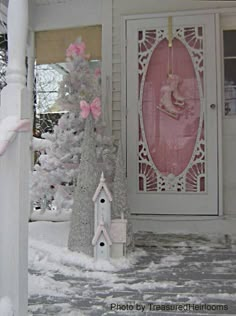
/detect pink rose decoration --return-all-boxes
[66,42,86,58]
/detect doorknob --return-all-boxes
[210,104,216,109]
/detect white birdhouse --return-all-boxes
[92,172,112,231]
[92,222,112,260]
[92,173,127,260]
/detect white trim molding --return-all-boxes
[101,0,113,134]
[132,215,236,234]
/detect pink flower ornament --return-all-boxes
[80,97,101,120]
[66,42,86,58]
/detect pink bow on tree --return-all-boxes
[80,97,101,120]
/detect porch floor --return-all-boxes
[28,233,236,315]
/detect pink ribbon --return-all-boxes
[0,117,31,156]
[80,97,101,120]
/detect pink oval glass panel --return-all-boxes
[141,38,201,177]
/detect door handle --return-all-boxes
[210,104,216,109]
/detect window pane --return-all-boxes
[224,31,236,116]
[34,60,101,136]
[225,85,236,116]
[224,59,236,84]
[0,33,7,92]
[224,60,236,115]
[224,30,236,57]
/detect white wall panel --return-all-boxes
[32,0,103,31]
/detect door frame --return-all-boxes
[121,9,227,217]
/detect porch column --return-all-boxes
[27,30,35,219]
[0,0,30,315]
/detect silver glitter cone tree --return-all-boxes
[112,141,134,251]
[68,114,99,255]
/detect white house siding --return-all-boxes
[112,0,236,216]
[31,0,103,31]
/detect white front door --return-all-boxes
[126,14,218,215]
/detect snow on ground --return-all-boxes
[29,221,144,273]
[141,254,184,273]
[29,223,236,315]
[30,208,72,222]
[29,303,86,316]
[29,221,70,247]
[29,222,190,314]
[0,297,14,316]
[28,221,147,315]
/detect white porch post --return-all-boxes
[27,30,35,219]
[0,0,30,315]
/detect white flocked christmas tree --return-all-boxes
[31,38,116,212]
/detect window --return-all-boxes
[34,26,101,136]
[0,32,7,92]
[224,30,236,116]
[34,59,101,136]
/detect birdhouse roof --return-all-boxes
[92,223,112,246]
[92,172,112,202]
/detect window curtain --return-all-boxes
[35,25,102,65]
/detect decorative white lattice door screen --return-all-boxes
[126,14,218,215]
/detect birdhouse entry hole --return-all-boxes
[100,242,105,247]
[100,198,105,204]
